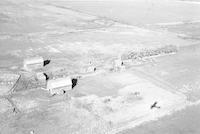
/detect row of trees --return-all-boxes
[126,45,178,60]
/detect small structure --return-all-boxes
[113,58,125,71]
[35,72,47,86]
[82,61,97,73]
[36,72,46,81]
[46,77,72,95]
[23,57,44,71]
[86,66,96,73]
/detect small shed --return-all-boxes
[114,59,122,67]
[36,72,46,81]
[23,57,44,71]
[35,72,46,86]
[86,66,96,73]
[47,77,72,95]
[113,59,125,71]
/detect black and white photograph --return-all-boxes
[0,0,200,133]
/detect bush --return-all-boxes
[126,45,177,60]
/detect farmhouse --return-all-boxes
[23,57,44,71]
[47,77,72,95]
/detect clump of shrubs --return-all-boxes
[125,45,178,60]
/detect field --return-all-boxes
[0,71,189,134]
[119,103,200,134]
[0,0,200,134]
[53,0,200,26]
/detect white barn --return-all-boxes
[23,57,44,71]
[46,77,72,95]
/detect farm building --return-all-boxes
[36,72,46,81]
[86,65,96,73]
[113,59,125,71]
[23,57,44,71]
[46,77,72,95]
[35,72,47,87]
